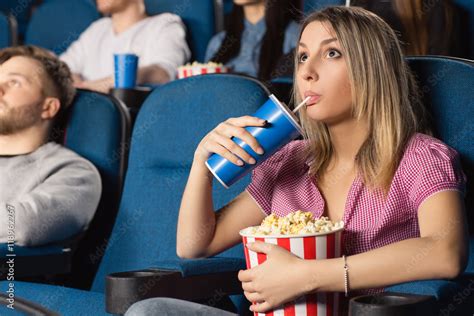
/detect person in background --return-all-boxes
[60,0,190,93]
[205,0,301,81]
[0,46,101,246]
[351,0,467,57]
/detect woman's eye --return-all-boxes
[8,79,20,87]
[298,53,308,63]
[325,49,341,58]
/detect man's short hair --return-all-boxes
[0,45,76,112]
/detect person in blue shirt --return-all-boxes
[205,0,301,81]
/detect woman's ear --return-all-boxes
[41,97,61,120]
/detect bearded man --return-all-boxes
[0,46,101,246]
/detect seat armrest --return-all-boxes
[0,243,72,278]
[349,291,437,314]
[106,268,242,314]
[106,256,246,314]
[0,293,59,315]
[385,277,474,315]
[151,257,246,277]
[385,279,464,300]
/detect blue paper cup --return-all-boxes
[114,53,139,88]
[206,94,303,188]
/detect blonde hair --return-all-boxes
[293,6,428,193]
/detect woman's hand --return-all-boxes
[238,241,313,313]
[194,116,266,165]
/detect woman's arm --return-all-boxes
[307,190,468,292]
[176,116,267,259]
[239,190,468,313]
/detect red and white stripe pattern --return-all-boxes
[242,231,343,316]
[177,66,228,79]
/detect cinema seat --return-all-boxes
[24,0,99,55]
[384,56,474,315]
[0,11,16,48]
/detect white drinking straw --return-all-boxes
[292,96,311,113]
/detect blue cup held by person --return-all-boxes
[206,94,303,188]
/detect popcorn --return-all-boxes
[240,211,344,315]
[177,61,228,79]
[249,210,344,236]
[181,61,224,67]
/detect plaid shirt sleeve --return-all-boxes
[403,138,466,210]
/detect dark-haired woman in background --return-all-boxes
[205,0,301,81]
[351,0,467,58]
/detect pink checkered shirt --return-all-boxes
[246,133,466,295]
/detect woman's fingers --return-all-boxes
[241,281,255,292]
[244,291,264,304]
[196,116,267,164]
[211,132,256,164]
[204,141,245,166]
[251,301,273,313]
[217,121,265,155]
[226,115,266,127]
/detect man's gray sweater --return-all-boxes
[0,142,101,246]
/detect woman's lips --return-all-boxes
[303,92,321,106]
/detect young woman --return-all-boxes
[126,6,468,316]
[205,0,301,81]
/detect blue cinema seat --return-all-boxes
[0,0,32,41]
[452,0,474,59]
[0,90,131,286]
[62,90,132,289]
[145,0,216,62]
[0,11,16,49]
[0,75,269,315]
[24,0,99,55]
[385,56,474,314]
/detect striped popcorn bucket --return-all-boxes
[239,227,344,316]
[177,65,229,79]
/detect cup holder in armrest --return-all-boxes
[349,292,437,315]
[109,270,174,278]
[109,87,151,109]
[105,268,242,315]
